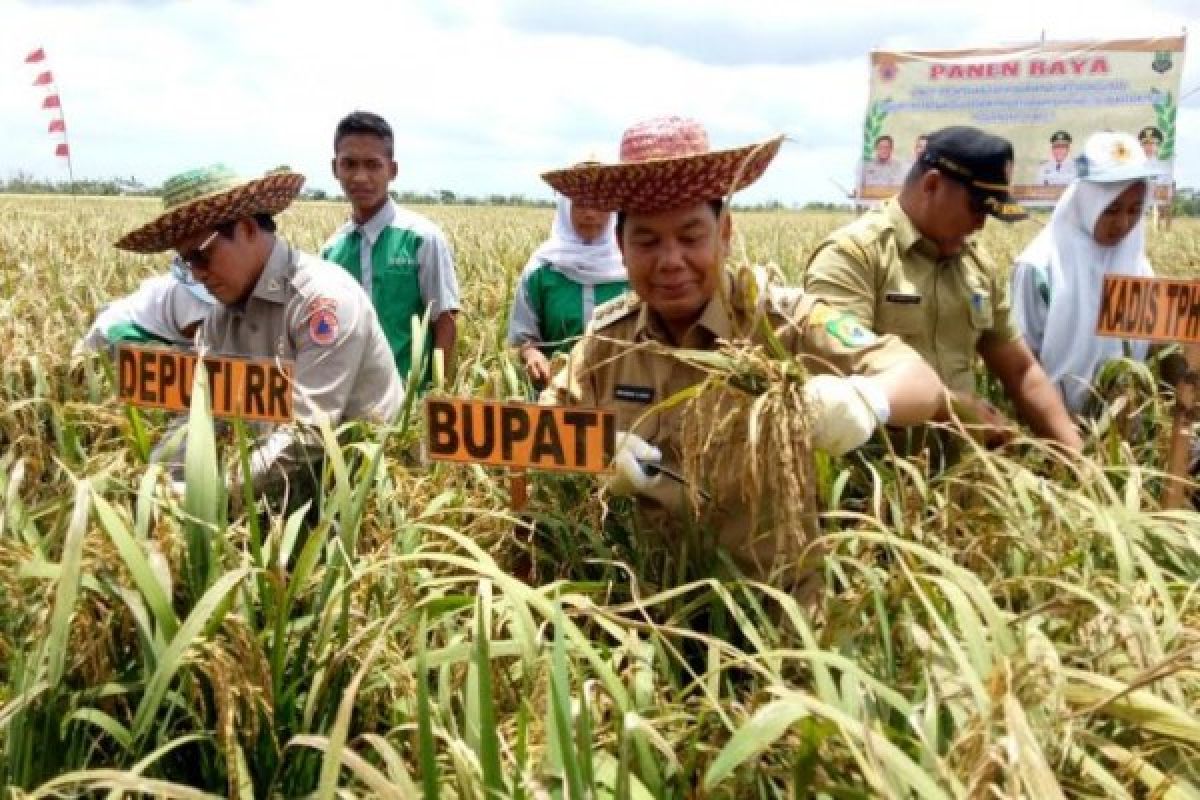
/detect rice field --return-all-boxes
[1,194,1199,798]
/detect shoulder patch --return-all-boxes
[590,290,641,330]
[308,308,339,346]
[823,311,876,348]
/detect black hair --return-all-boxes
[615,197,724,239]
[215,213,277,239]
[875,134,894,146]
[334,111,394,157]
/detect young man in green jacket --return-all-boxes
[322,111,461,386]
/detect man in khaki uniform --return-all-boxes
[805,126,1082,451]
[540,116,946,583]
[116,164,404,497]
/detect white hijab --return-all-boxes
[1017,178,1152,412]
[523,195,626,285]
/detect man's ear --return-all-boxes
[389,160,398,182]
[330,157,338,179]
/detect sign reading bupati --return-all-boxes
[859,36,1185,206]
[426,398,616,474]
[1095,276,1200,344]
[117,345,294,423]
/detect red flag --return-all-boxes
[42,95,61,109]
[48,119,66,133]
[25,48,46,64]
[33,71,54,87]
[55,143,70,158]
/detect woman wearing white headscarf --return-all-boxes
[1012,131,1161,415]
[507,194,629,385]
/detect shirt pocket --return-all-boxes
[966,288,994,331]
[877,293,924,335]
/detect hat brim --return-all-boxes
[979,191,1028,222]
[1081,164,1164,183]
[540,136,783,213]
[115,172,306,253]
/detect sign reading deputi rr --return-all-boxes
[1095,276,1200,344]
[426,398,616,474]
[117,345,294,423]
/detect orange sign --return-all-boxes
[426,398,616,474]
[1095,276,1200,344]
[117,345,294,423]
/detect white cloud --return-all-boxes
[0,0,1196,205]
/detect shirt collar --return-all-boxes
[356,199,396,244]
[248,236,292,305]
[633,268,736,347]
[885,198,943,260]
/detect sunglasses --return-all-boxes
[176,230,220,278]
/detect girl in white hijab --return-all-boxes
[1012,131,1161,414]
[507,193,629,385]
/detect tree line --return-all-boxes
[3,172,1196,216]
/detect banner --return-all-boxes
[859,36,1186,206]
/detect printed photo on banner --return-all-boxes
[856,36,1184,208]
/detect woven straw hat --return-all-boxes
[115,164,305,253]
[541,116,782,213]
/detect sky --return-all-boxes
[1,0,1197,205]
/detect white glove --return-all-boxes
[804,375,890,456]
[607,431,664,497]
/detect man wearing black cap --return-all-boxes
[805,125,1082,452]
[1036,130,1076,186]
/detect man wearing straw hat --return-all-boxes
[115,165,404,500]
[540,116,946,585]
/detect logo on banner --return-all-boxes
[1152,50,1174,74]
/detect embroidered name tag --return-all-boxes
[885,292,922,305]
[614,385,654,404]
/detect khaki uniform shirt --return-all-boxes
[199,237,404,491]
[543,268,920,579]
[803,199,1021,394]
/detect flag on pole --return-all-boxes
[48,119,66,133]
[25,48,46,64]
[55,143,70,158]
[33,71,54,86]
[42,94,61,109]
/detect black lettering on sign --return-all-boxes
[462,401,494,458]
[245,364,267,417]
[500,407,530,461]
[159,351,177,396]
[428,400,458,455]
[1188,289,1200,340]
[614,384,654,404]
[139,352,157,403]
[118,347,137,399]
[602,410,616,464]
[268,366,289,420]
[530,409,565,466]
[179,355,193,408]
[562,410,598,467]
[1098,278,1121,332]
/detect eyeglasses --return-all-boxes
[176,230,220,278]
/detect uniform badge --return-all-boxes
[826,313,876,348]
[614,385,654,404]
[309,309,339,346]
[807,303,838,328]
[308,296,338,315]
